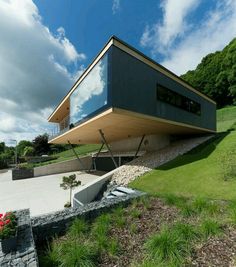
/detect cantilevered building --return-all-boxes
[48,36,216,155]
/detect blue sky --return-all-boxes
[1,0,236,143]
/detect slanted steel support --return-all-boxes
[99,129,118,168]
[88,142,105,172]
[134,134,145,158]
[67,140,86,170]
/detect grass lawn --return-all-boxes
[130,105,236,200]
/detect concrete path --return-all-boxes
[0,170,99,216]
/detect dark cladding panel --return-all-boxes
[110,46,216,131]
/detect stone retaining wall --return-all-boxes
[0,209,38,267]
[32,190,145,244]
[34,156,92,177]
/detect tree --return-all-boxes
[0,142,5,154]
[23,146,35,157]
[17,140,33,156]
[60,174,81,207]
[33,134,50,156]
[181,37,236,107]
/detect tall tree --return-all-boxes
[181,38,236,107]
[33,134,50,156]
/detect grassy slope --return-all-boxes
[130,106,236,200]
[29,144,100,167]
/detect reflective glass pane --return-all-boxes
[70,54,108,125]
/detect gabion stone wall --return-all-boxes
[32,190,145,244]
[0,209,38,267]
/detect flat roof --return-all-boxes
[48,36,216,123]
[49,107,215,145]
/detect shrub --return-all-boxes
[60,240,99,267]
[68,218,88,237]
[200,219,222,239]
[192,197,209,213]
[92,214,111,251]
[130,208,142,219]
[180,203,196,217]
[112,206,126,228]
[172,223,199,243]
[39,240,62,267]
[145,227,189,266]
[130,223,138,234]
[0,212,17,239]
[107,238,120,257]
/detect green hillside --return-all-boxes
[130,106,236,200]
[181,38,236,107]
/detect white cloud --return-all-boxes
[0,0,85,142]
[112,0,120,14]
[140,0,236,75]
[141,0,200,54]
[70,59,107,121]
[162,0,236,74]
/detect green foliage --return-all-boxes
[106,238,120,257]
[145,227,189,266]
[130,208,142,219]
[23,146,35,156]
[112,206,126,228]
[200,219,222,239]
[0,142,5,154]
[172,223,199,243]
[163,194,186,207]
[17,140,33,156]
[181,38,236,107]
[33,133,50,156]
[91,214,111,251]
[68,218,88,237]
[130,222,138,234]
[0,212,17,239]
[60,240,98,267]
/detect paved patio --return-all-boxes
[0,169,99,216]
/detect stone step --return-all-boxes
[110,191,127,197]
[116,186,135,194]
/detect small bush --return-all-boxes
[172,223,199,243]
[112,206,126,228]
[192,197,209,213]
[130,223,138,234]
[200,219,222,239]
[180,203,196,217]
[92,214,111,251]
[139,196,152,210]
[39,240,62,267]
[107,238,120,257]
[130,208,142,219]
[145,227,189,266]
[60,240,99,267]
[68,218,88,237]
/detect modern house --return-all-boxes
[48,36,216,169]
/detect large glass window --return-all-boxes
[70,54,108,125]
[157,84,201,115]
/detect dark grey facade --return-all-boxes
[49,36,216,138]
[109,45,216,132]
